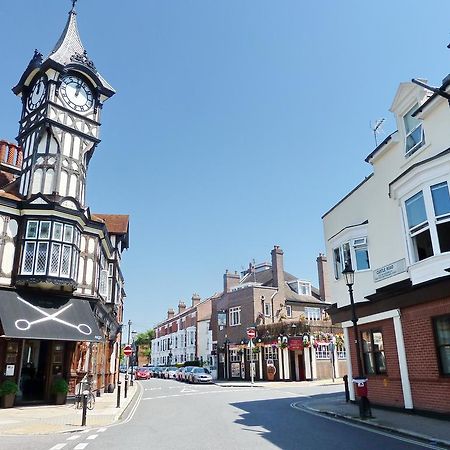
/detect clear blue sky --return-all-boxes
[1,1,450,332]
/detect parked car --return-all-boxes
[189,367,213,384]
[176,367,185,381]
[151,367,163,378]
[135,367,151,380]
[165,367,178,379]
[183,366,196,382]
[119,365,127,374]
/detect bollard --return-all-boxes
[81,392,88,426]
[116,381,121,408]
[343,375,349,403]
[124,375,128,399]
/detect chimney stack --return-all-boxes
[316,253,329,301]
[223,269,240,293]
[271,245,285,288]
[167,308,175,319]
[191,293,201,307]
[178,301,186,314]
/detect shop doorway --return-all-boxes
[19,340,50,402]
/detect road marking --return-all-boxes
[143,388,253,401]
[181,388,196,393]
[49,445,67,450]
[74,444,89,450]
[97,427,107,432]
[145,387,161,391]
[87,434,98,440]
[290,402,444,450]
[66,435,81,440]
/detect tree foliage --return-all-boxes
[134,329,155,346]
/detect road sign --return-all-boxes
[247,327,256,339]
[123,345,132,356]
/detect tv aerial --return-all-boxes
[370,118,385,146]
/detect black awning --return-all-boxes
[0,290,103,342]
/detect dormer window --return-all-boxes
[404,104,424,155]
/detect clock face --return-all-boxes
[27,76,46,111]
[59,75,94,113]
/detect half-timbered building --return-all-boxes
[0,4,129,404]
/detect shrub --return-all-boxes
[0,380,18,396]
[51,378,69,394]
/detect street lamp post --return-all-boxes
[124,320,131,398]
[130,330,137,387]
[342,261,371,418]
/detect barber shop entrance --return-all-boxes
[0,290,103,406]
[19,340,67,403]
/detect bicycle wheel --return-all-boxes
[87,393,95,410]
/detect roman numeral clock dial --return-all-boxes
[59,75,94,113]
[27,76,47,111]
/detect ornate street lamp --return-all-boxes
[342,262,363,378]
[342,261,371,418]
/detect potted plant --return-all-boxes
[51,378,69,405]
[266,364,276,381]
[0,380,18,408]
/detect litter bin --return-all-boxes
[353,378,368,397]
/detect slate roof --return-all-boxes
[241,268,297,286]
[48,8,115,93]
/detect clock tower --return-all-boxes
[12,3,115,206]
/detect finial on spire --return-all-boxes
[71,0,78,11]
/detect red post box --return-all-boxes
[353,378,368,397]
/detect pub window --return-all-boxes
[434,315,450,375]
[361,330,387,375]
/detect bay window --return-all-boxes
[333,237,370,279]
[21,219,80,280]
[404,181,450,262]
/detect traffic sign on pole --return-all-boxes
[247,327,256,339]
[123,345,132,356]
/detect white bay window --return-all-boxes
[404,181,450,262]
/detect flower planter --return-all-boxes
[0,394,15,408]
[54,392,67,405]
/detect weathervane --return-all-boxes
[71,0,78,10]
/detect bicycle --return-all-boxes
[74,379,96,410]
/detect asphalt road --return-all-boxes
[1,378,443,450]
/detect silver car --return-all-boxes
[190,367,213,384]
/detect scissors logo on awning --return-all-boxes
[15,296,93,336]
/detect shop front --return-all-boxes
[0,290,102,405]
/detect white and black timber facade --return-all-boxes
[0,4,129,404]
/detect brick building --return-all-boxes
[323,64,450,414]
[214,246,346,381]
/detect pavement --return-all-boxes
[216,378,450,449]
[0,374,139,436]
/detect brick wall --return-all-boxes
[348,318,404,408]
[402,298,450,414]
